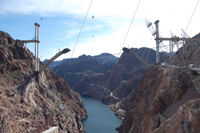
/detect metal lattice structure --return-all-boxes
[146,19,200,63]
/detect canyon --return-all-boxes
[52,33,200,133]
[1,29,200,133]
[52,47,168,119]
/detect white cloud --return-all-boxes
[0,0,142,17]
[1,0,199,36]
[56,20,155,60]
[1,0,200,60]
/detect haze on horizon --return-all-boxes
[0,0,199,60]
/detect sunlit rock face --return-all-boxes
[0,31,87,133]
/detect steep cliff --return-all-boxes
[73,73,119,104]
[107,47,167,92]
[52,53,119,104]
[52,47,167,112]
[0,31,87,133]
[108,48,168,119]
[118,33,200,133]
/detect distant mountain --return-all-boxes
[43,59,65,69]
[52,53,118,88]
[50,53,119,104]
[52,47,169,107]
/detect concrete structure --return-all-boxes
[145,19,161,63]
[42,127,58,133]
[34,23,40,72]
[154,20,160,63]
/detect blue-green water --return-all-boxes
[81,96,121,133]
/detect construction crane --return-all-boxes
[39,48,70,74]
[145,19,162,63]
[122,47,150,68]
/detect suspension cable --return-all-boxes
[185,0,200,32]
[71,0,94,58]
[120,0,142,52]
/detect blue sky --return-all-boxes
[0,14,112,60]
[0,0,200,60]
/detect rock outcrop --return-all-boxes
[118,65,200,133]
[108,48,168,119]
[154,98,200,133]
[0,31,87,133]
[118,33,200,133]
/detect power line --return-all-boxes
[120,0,142,52]
[71,0,94,58]
[185,0,200,32]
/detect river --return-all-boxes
[81,96,121,133]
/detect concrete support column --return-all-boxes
[34,23,40,72]
[154,20,160,63]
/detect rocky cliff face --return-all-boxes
[170,34,200,67]
[0,31,87,133]
[118,65,200,133]
[53,47,167,115]
[73,73,119,104]
[107,47,167,92]
[118,34,200,133]
[52,53,119,104]
[108,48,169,119]
[153,98,200,133]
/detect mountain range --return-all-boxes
[50,47,169,118]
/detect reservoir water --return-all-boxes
[81,96,121,133]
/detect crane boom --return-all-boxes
[122,47,150,68]
[39,48,70,74]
